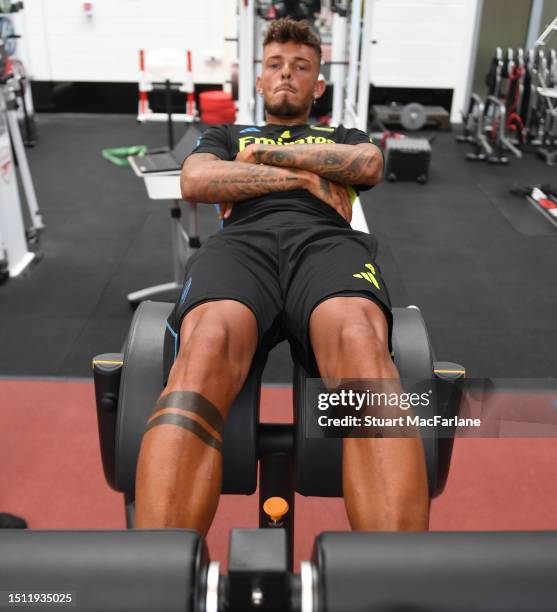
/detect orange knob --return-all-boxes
[263,497,289,523]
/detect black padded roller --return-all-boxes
[0,530,207,612]
[390,306,439,496]
[391,306,434,380]
[116,301,174,494]
[313,531,557,612]
[294,361,342,497]
[220,360,262,494]
[295,306,440,497]
[115,300,259,497]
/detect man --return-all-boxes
[135,18,429,534]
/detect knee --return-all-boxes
[182,320,231,356]
[177,313,255,384]
[337,321,389,361]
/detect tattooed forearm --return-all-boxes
[253,144,383,186]
[181,154,312,203]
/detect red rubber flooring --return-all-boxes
[2,380,557,570]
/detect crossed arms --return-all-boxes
[180,141,384,223]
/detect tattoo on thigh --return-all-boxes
[144,413,223,451]
[156,391,224,435]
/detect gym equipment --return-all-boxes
[138,48,196,150]
[101,145,148,168]
[9,58,36,147]
[93,300,464,566]
[0,114,35,276]
[199,90,236,124]
[400,102,427,131]
[124,199,198,307]
[2,528,557,611]
[459,17,557,166]
[373,103,450,132]
[511,184,557,230]
[459,47,524,164]
[531,18,557,166]
[127,125,202,306]
[0,530,208,612]
[1,56,43,238]
[0,40,42,278]
[457,93,492,160]
[384,136,432,183]
[482,95,523,164]
[0,1,37,147]
[0,15,16,55]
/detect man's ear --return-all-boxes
[255,74,262,94]
[314,73,326,100]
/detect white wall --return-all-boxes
[21,0,480,122]
[22,0,238,84]
[367,0,481,122]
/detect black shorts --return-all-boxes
[165,217,393,377]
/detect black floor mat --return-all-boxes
[477,180,557,236]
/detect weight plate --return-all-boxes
[400,102,427,131]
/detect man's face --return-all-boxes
[257,40,323,120]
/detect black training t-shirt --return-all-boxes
[185,123,374,227]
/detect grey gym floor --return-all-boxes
[1,113,556,381]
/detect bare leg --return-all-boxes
[135,300,258,535]
[309,297,429,531]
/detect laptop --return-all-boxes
[132,125,202,173]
